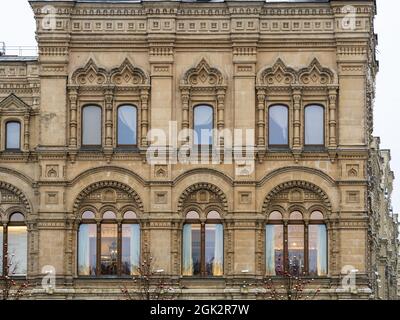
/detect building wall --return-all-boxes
[0,0,391,299]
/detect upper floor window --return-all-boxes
[5,121,21,150]
[1,212,28,276]
[193,105,213,146]
[78,210,140,277]
[265,210,327,277]
[82,105,102,147]
[269,105,289,147]
[182,210,223,277]
[305,105,324,146]
[117,105,138,146]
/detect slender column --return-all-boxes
[217,87,226,148]
[181,87,190,130]
[140,87,150,147]
[68,87,78,148]
[328,87,338,148]
[292,87,302,149]
[23,113,30,151]
[104,88,114,148]
[256,88,266,147]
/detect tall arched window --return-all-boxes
[117,105,138,146]
[269,105,289,147]
[193,105,213,146]
[182,210,223,277]
[82,105,102,146]
[1,213,28,276]
[265,210,327,277]
[5,121,21,150]
[305,105,324,146]
[78,210,140,277]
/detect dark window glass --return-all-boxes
[305,105,324,145]
[82,105,102,146]
[269,105,288,146]
[118,105,137,146]
[6,122,21,150]
[194,105,213,145]
[100,224,118,275]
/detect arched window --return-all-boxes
[193,105,213,146]
[5,121,21,150]
[1,213,27,276]
[182,210,223,277]
[117,105,137,146]
[269,105,289,147]
[82,105,102,146]
[305,105,324,146]
[266,210,327,277]
[78,210,140,277]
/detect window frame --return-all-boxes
[5,120,21,151]
[77,211,140,278]
[182,211,223,278]
[1,212,28,277]
[268,104,290,149]
[266,211,327,277]
[81,104,103,149]
[304,104,326,148]
[116,104,139,148]
[192,104,215,148]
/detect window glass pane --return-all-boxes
[7,226,27,276]
[124,211,137,220]
[310,211,324,220]
[288,225,304,276]
[78,224,97,276]
[205,224,223,276]
[6,122,21,149]
[100,224,118,275]
[269,105,288,145]
[122,224,140,276]
[10,213,24,222]
[182,224,201,276]
[269,211,282,220]
[305,105,324,145]
[82,211,95,220]
[82,106,101,145]
[0,226,3,274]
[290,211,303,220]
[186,211,199,220]
[194,105,213,145]
[309,225,327,276]
[103,211,116,220]
[265,224,284,276]
[207,211,221,220]
[118,105,137,145]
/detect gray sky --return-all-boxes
[0,0,399,213]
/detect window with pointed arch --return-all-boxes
[78,210,140,277]
[265,210,327,277]
[1,212,28,276]
[182,210,223,277]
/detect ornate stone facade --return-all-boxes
[0,0,397,299]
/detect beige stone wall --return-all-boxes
[0,0,386,299]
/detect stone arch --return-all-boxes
[0,181,32,215]
[71,58,108,86]
[257,58,297,87]
[262,180,332,213]
[298,58,336,86]
[178,182,228,214]
[182,58,225,87]
[110,58,149,86]
[72,181,144,216]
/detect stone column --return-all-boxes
[68,87,78,148]
[217,87,226,148]
[140,87,150,148]
[328,86,338,148]
[104,88,114,148]
[292,87,302,149]
[256,88,266,148]
[181,86,190,131]
[23,113,30,151]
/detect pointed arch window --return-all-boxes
[268,105,289,147]
[117,105,138,146]
[265,210,327,277]
[82,105,102,147]
[182,210,223,277]
[1,212,28,276]
[5,121,21,150]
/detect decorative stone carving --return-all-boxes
[71,59,108,86]
[110,58,149,86]
[0,182,32,215]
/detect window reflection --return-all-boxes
[6,121,21,150]
[118,105,137,146]
[288,225,304,276]
[0,226,3,273]
[82,105,102,146]
[309,224,327,276]
[305,105,324,145]
[205,224,223,276]
[7,226,28,276]
[269,105,288,146]
[265,224,284,275]
[100,224,118,275]
[78,224,97,276]
[194,105,213,145]
[122,224,140,276]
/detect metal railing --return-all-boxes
[0,44,38,57]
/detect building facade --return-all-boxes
[0,0,397,299]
